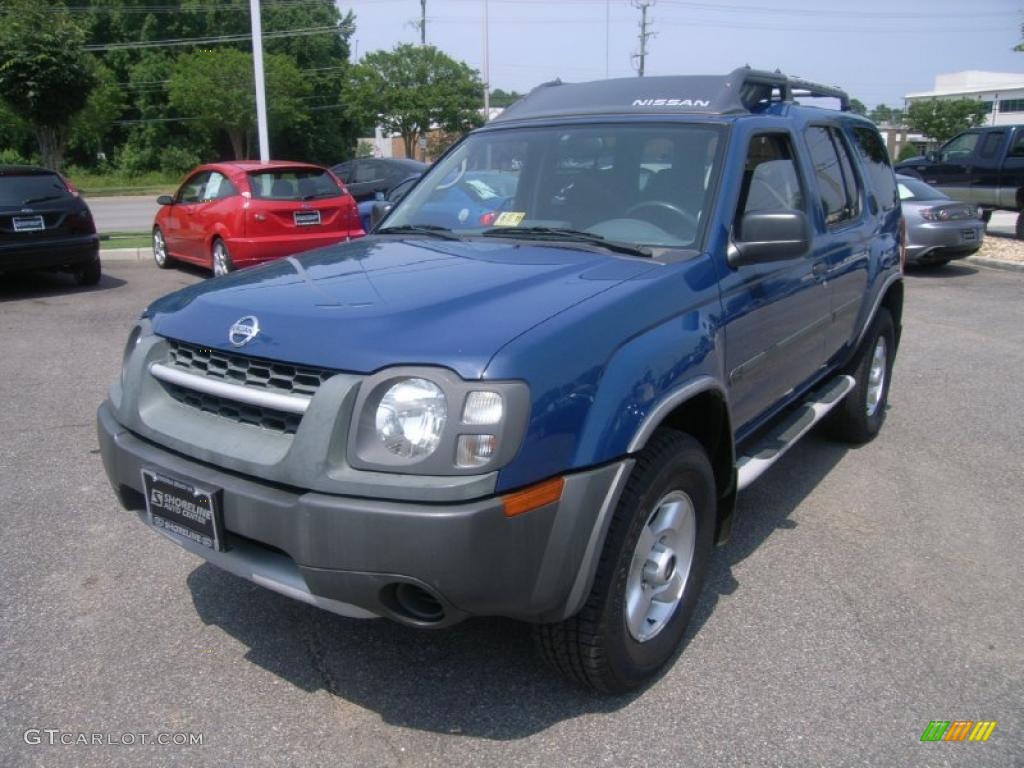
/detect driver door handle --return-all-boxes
[812,260,828,277]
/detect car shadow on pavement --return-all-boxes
[904,263,978,278]
[186,427,852,739]
[686,430,850,641]
[0,270,127,302]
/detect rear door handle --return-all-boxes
[812,261,828,277]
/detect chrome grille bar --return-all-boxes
[149,362,311,415]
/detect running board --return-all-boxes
[736,375,855,492]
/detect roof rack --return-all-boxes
[491,66,850,124]
[737,68,850,112]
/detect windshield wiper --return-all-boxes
[22,194,63,205]
[376,224,462,241]
[301,192,337,201]
[480,226,652,258]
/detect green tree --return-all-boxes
[868,104,905,125]
[490,88,523,108]
[344,44,484,158]
[0,0,96,169]
[848,98,867,116]
[67,63,125,166]
[906,98,987,143]
[168,48,310,160]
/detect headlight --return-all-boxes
[375,378,447,459]
[348,368,530,475]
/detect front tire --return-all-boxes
[535,430,716,693]
[1016,211,1024,240]
[211,238,233,277]
[829,308,895,444]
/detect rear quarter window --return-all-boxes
[850,126,899,212]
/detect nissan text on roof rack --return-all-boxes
[98,67,904,693]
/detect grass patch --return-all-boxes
[100,232,153,251]
[69,170,179,197]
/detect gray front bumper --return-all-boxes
[98,401,631,626]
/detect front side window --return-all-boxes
[941,132,979,160]
[176,172,211,204]
[385,123,724,249]
[247,169,342,201]
[736,133,804,220]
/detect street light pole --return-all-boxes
[482,0,490,122]
[250,0,270,161]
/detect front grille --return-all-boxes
[160,339,336,434]
[164,383,302,434]
[167,339,334,397]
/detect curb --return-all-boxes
[100,247,151,262]
[965,255,1024,273]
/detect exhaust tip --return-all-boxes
[391,583,445,624]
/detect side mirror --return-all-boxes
[728,210,810,268]
[156,195,174,206]
[369,201,393,231]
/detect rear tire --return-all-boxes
[534,429,716,693]
[73,255,101,287]
[211,238,233,277]
[829,308,895,444]
[152,227,171,269]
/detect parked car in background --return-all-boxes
[894,124,1024,235]
[0,165,100,285]
[331,157,427,202]
[152,161,363,277]
[358,170,514,232]
[897,174,984,266]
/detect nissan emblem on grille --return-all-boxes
[228,316,260,347]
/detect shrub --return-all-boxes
[158,146,200,176]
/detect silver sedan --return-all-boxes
[898,174,984,266]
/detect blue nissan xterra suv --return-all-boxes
[98,68,904,693]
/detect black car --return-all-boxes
[0,165,101,285]
[330,157,428,203]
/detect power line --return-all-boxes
[83,24,341,51]
[34,0,329,14]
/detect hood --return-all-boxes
[146,236,657,378]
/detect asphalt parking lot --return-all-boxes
[1,260,1021,767]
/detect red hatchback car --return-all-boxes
[152,161,363,276]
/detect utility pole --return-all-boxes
[419,0,426,45]
[249,0,270,160]
[605,0,610,78]
[482,0,490,122]
[631,0,655,78]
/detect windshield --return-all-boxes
[385,123,723,249]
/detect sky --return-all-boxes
[340,0,1023,110]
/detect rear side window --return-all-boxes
[978,131,1005,160]
[0,173,71,206]
[850,126,898,212]
[805,126,861,227]
[248,169,342,201]
[203,172,237,201]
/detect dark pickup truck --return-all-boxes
[895,124,1024,235]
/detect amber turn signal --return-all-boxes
[502,476,565,518]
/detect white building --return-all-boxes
[905,71,1024,127]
